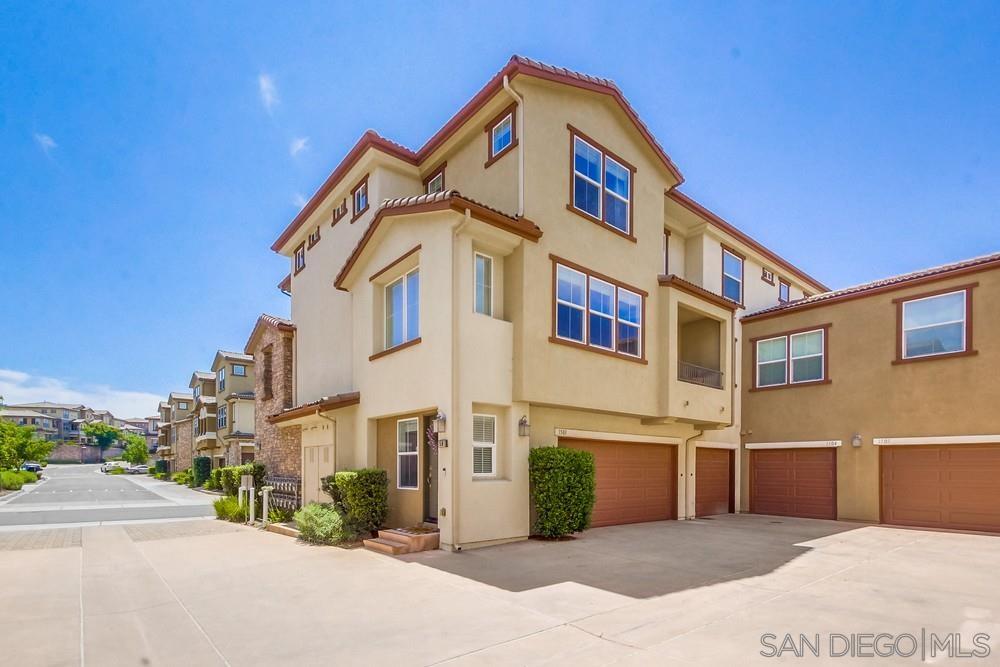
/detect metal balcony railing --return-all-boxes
[678,361,724,389]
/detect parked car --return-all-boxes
[21,462,43,474]
[101,461,129,473]
[126,465,149,474]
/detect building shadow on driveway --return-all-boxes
[398,513,863,598]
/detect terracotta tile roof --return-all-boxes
[168,392,193,402]
[334,190,542,290]
[217,350,253,362]
[244,312,296,355]
[744,251,1000,321]
[271,55,681,253]
[658,274,737,311]
[268,392,361,424]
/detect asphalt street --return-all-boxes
[0,463,214,527]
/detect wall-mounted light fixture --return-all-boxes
[518,415,530,437]
[431,412,446,434]
[851,433,863,448]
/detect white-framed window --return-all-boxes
[426,171,444,195]
[385,268,419,349]
[571,133,632,234]
[396,418,419,489]
[472,414,496,477]
[617,288,642,357]
[755,328,826,388]
[217,405,227,429]
[178,402,188,410]
[474,252,493,316]
[555,264,587,343]
[294,243,306,274]
[901,290,967,359]
[353,180,368,217]
[722,248,743,304]
[232,364,246,377]
[491,113,513,158]
[779,279,790,303]
[193,385,201,399]
[588,277,615,350]
[217,367,226,392]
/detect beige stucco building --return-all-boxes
[741,253,1000,533]
[157,392,193,472]
[210,350,256,466]
[265,56,827,550]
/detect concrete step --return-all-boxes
[377,528,440,553]
[265,522,299,538]
[363,537,408,555]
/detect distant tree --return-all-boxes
[82,422,122,462]
[121,433,149,466]
[0,421,54,470]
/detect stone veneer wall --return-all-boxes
[252,321,301,477]
[174,420,194,472]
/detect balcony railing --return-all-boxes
[678,361,724,389]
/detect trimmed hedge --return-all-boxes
[294,503,346,545]
[18,470,38,484]
[154,459,169,475]
[322,468,388,536]
[192,457,211,487]
[220,462,266,496]
[1,471,24,490]
[529,447,596,537]
[205,467,223,491]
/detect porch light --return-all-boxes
[851,433,863,448]
[518,416,530,437]
[431,412,446,434]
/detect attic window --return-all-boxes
[351,175,369,222]
[293,243,306,275]
[424,164,446,195]
[484,103,518,168]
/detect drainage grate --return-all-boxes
[0,528,82,551]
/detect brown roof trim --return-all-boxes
[277,274,291,295]
[743,254,1000,323]
[244,313,295,355]
[666,190,830,293]
[268,392,360,424]
[658,274,737,312]
[334,190,542,290]
[272,55,683,253]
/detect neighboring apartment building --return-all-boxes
[158,392,194,472]
[1,408,59,440]
[740,253,1000,533]
[245,314,297,476]
[211,350,256,466]
[123,416,160,452]
[189,371,220,468]
[265,56,827,550]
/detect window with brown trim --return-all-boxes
[761,267,774,284]
[778,278,790,303]
[351,175,369,222]
[550,255,646,363]
[423,162,446,194]
[484,103,517,167]
[662,229,670,275]
[721,246,744,304]
[752,324,831,390]
[262,346,273,400]
[894,285,976,363]
[293,243,306,275]
[307,225,321,249]
[568,125,635,239]
[332,199,347,226]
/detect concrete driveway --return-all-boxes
[3,514,998,665]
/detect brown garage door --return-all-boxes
[696,447,733,517]
[750,448,836,520]
[881,445,1000,532]
[562,439,676,527]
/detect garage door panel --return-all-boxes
[881,444,1000,532]
[563,439,676,527]
[750,448,837,520]
[695,448,732,517]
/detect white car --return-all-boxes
[101,461,130,473]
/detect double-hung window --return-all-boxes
[396,418,418,489]
[385,269,419,349]
[294,243,306,274]
[900,290,968,359]
[491,114,512,158]
[755,328,826,388]
[722,248,744,304]
[472,414,496,477]
[217,367,226,392]
[352,176,369,221]
[571,131,633,235]
[554,260,644,359]
[474,253,493,316]
[778,279,790,303]
[217,405,227,429]
[193,385,201,399]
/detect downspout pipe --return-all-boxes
[448,209,471,549]
[502,75,524,218]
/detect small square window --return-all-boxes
[425,168,445,195]
[351,176,369,221]
[492,115,512,156]
[485,105,517,167]
[232,364,246,377]
[778,279,790,303]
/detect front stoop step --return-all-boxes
[363,528,440,555]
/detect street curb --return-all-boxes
[0,477,49,506]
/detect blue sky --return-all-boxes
[1,1,998,415]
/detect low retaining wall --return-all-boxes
[47,444,125,464]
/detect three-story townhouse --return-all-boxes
[189,371,219,467]
[266,56,825,550]
[211,350,256,467]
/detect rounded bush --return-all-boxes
[529,446,596,537]
[192,457,211,487]
[294,503,346,545]
[213,495,247,523]
[18,471,38,484]
[324,469,388,537]
[1,471,24,490]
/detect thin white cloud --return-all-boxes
[0,368,162,419]
[258,73,279,113]
[34,133,57,154]
[289,136,309,156]
[292,193,308,209]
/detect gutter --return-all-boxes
[502,75,525,217]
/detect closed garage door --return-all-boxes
[881,445,1000,532]
[562,439,676,527]
[696,448,733,517]
[750,448,836,520]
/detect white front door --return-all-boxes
[302,444,335,505]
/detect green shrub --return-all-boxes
[107,467,125,475]
[294,503,346,545]
[324,469,388,537]
[213,496,247,523]
[205,467,223,491]
[268,506,295,523]
[18,470,38,484]
[192,457,211,487]
[529,447,596,537]
[1,471,24,490]
[172,469,192,486]
[220,462,266,496]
